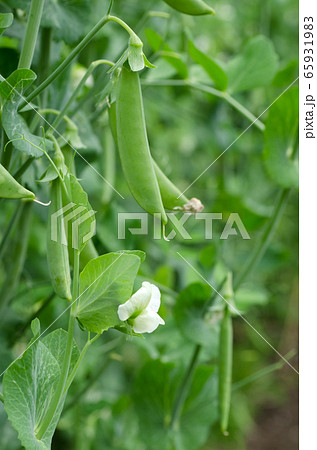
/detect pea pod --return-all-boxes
[162,0,215,16]
[110,101,204,213]
[218,304,233,434]
[0,163,35,200]
[116,66,167,224]
[153,160,204,212]
[47,168,72,301]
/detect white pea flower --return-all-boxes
[118,282,165,333]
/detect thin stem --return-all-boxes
[47,59,114,133]
[170,344,201,430]
[0,202,32,315]
[18,0,45,69]
[135,11,170,33]
[0,202,23,262]
[13,156,35,180]
[107,15,137,39]
[232,349,296,392]
[63,337,122,413]
[36,249,80,440]
[63,333,101,394]
[21,14,136,108]
[21,14,111,107]
[0,391,4,403]
[142,79,265,131]
[233,188,291,290]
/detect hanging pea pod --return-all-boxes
[162,0,215,16]
[218,273,234,434]
[109,101,204,213]
[101,112,116,206]
[47,147,72,301]
[116,66,167,224]
[218,305,232,434]
[0,163,35,200]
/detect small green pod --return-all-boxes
[0,163,35,200]
[163,0,215,16]
[47,178,72,301]
[116,67,167,224]
[218,305,233,434]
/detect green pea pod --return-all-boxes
[153,160,204,212]
[110,101,203,213]
[163,0,215,16]
[47,178,72,301]
[218,305,233,434]
[0,163,35,200]
[116,66,167,224]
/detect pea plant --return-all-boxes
[0,0,298,449]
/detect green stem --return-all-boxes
[63,337,121,413]
[170,344,201,430]
[21,15,136,108]
[135,10,170,33]
[47,59,114,133]
[232,349,296,392]
[233,188,290,290]
[107,15,138,39]
[18,0,45,69]
[36,249,80,440]
[0,201,32,315]
[0,202,23,263]
[13,156,35,180]
[0,391,4,403]
[63,333,100,394]
[142,79,265,131]
[21,15,111,107]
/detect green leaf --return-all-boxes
[134,360,218,450]
[6,0,90,44]
[0,69,36,100]
[0,13,13,37]
[0,69,53,157]
[145,28,188,78]
[263,86,299,188]
[272,59,299,88]
[187,40,227,90]
[2,100,52,157]
[173,282,219,346]
[3,330,79,450]
[226,35,279,93]
[76,252,141,333]
[63,174,96,251]
[113,249,146,262]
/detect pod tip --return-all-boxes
[34,198,51,206]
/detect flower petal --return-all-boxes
[132,309,165,334]
[118,284,152,321]
[143,282,161,313]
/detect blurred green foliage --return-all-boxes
[0,0,298,448]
